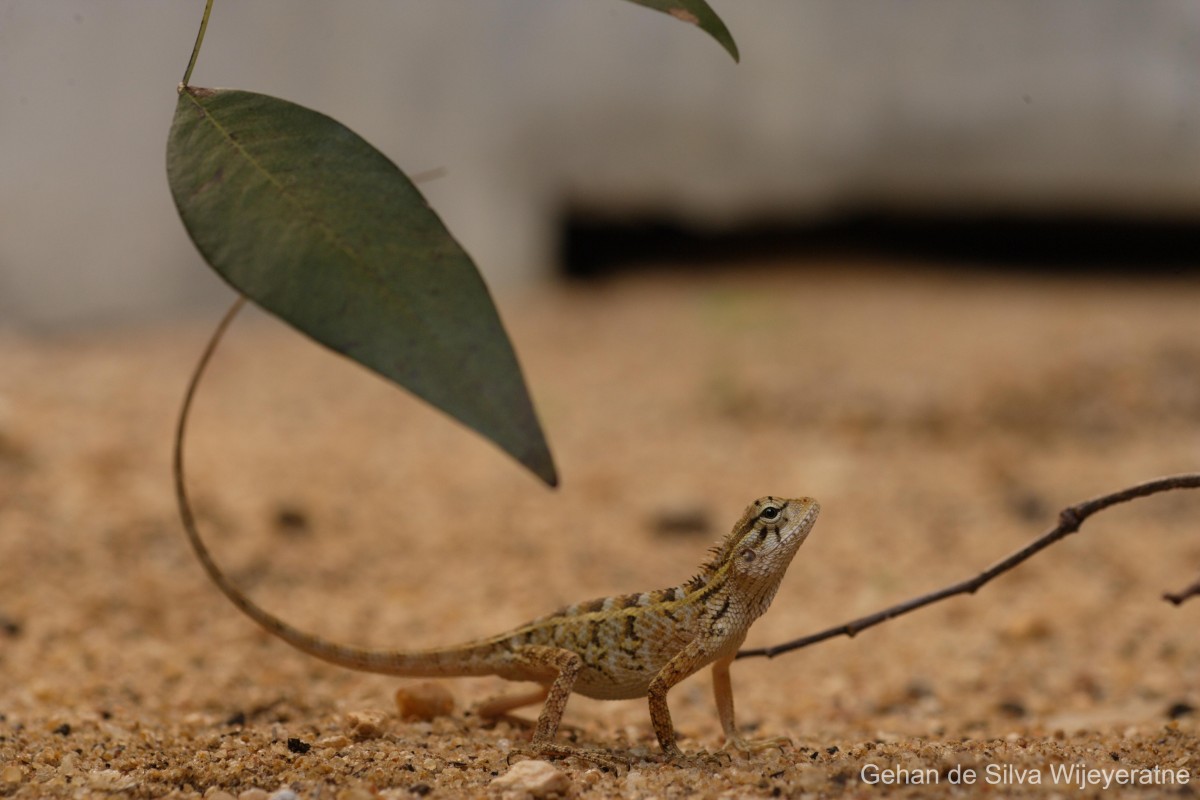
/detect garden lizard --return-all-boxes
[178,492,819,765]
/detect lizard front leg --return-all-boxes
[711,654,790,755]
[647,638,719,762]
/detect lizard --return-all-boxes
[173,302,820,766]
[177,484,819,767]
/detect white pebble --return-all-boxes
[491,760,571,798]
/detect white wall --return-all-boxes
[3,1,1199,326]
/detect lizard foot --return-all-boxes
[721,734,792,758]
[661,746,731,770]
[508,742,631,773]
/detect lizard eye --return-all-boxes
[759,505,780,520]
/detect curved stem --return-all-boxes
[181,0,216,88]
[173,296,245,556]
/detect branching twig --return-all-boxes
[738,474,1200,660]
[1164,575,1200,606]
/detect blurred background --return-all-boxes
[2,0,1199,328]
[3,6,1200,790]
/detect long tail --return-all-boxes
[172,298,495,678]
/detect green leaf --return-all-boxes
[167,87,557,487]
[622,0,739,62]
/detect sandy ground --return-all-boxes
[1,265,1197,799]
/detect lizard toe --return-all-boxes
[721,734,792,758]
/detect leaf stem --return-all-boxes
[181,0,215,88]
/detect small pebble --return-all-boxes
[204,791,237,800]
[491,760,571,798]
[286,737,311,754]
[317,734,351,749]
[579,769,603,786]
[87,770,136,791]
[268,790,299,800]
[273,505,311,537]
[346,709,388,740]
[395,682,455,721]
[1,765,23,785]
[1166,701,1194,719]
[1001,614,1054,642]
[649,506,712,537]
[997,699,1027,718]
[335,788,376,800]
[237,790,270,800]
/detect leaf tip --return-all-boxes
[671,4,740,63]
[530,452,560,489]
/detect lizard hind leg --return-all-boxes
[478,685,590,741]
[502,646,631,772]
[477,685,551,726]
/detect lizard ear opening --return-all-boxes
[739,547,757,563]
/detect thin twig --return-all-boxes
[1164,575,1200,606]
[738,474,1200,660]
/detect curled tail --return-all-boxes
[173,298,495,679]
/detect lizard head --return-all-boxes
[720,496,820,583]
[715,496,819,618]
[684,496,819,619]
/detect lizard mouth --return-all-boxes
[786,499,821,541]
